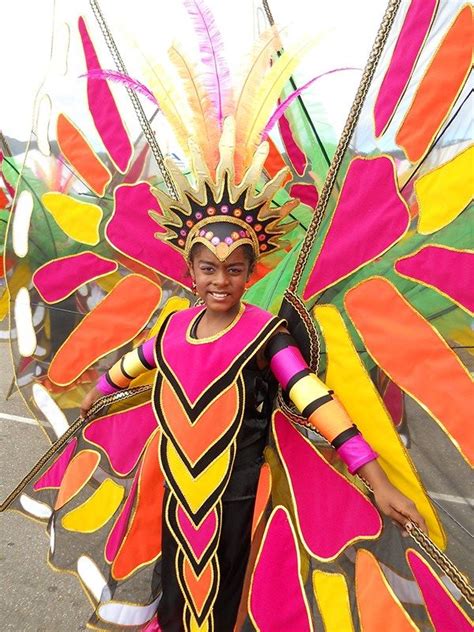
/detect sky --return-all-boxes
[1,0,388,142]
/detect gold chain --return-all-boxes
[404,521,474,607]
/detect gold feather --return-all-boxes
[234,27,282,176]
[141,59,193,156]
[241,36,319,168]
[168,45,221,175]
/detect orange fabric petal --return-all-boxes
[54,450,100,510]
[263,137,292,184]
[251,463,271,537]
[161,380,238,465]
[345,277,473,465]
[356,549,418,631]
[396,6,473,163]
[48,275,161,386]
[56,113,111,196]
[112,430,164,579]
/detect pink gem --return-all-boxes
[221,205,229,213]
[245,215,253,223]
[195,212,203,220]
[225,237,233,245]
[259,234,266,241]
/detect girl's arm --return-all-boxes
[265,331,427,533]
[80,336,157,417]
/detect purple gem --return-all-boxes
[221,205,229,213]
[245,215,253,223]
[225,236,233,245]
[195,212,203,220]
[180,229,186,236]
[199,229,206,236]
[211,236,220,245]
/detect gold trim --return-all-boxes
[185,215,259,260]
[185,302,245,344]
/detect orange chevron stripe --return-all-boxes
[161,379,239,465]
[183,558,214,616]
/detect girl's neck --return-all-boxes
[197,302,242,338]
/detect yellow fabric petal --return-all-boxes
[42,192,103,245]
[416,145,473,234]
[166,442,230,514]
[314,304,445,549]
[312,570,355,632]
[148,297,190,338]
[61,478,124,533]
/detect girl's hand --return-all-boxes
[80,386,102,419]
[372,479,428,535]
[358,459,428,535]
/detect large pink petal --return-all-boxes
[303,156,410,300]
[395,246,474,313]
[33,252,117,303]
[374,0,438,137]
[407,550,472,631]
[106,182,189,286]
[249,506,312,632]
[274,411,381,559]
[84,402,158,475]
[78,17,132,173]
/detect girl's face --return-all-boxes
[188,245,251,314]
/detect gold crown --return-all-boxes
[150,118,298,261]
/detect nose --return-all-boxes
[214,269,229,287]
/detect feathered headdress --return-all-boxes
[87,0,318,261]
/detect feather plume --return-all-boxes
[182,0,234,126]
[241,37,320,167]
[234,27,282,139]
[80,69,158,104]
[261,67,359,138]
[142,60,193,155]
[168,44,220,174]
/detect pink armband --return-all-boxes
[336,434,378,475]
[269,345,307,390]
[96,373,119,396]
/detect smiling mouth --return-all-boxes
[209,291,230,299]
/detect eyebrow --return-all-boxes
[198,260,245,267]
